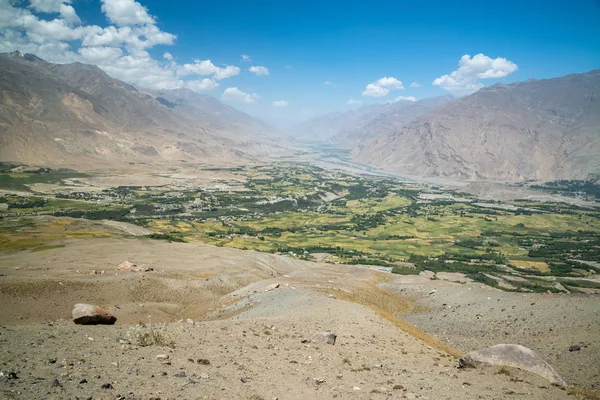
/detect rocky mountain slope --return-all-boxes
[353,71,600,182]
[0,52,288,167]
[291,96,454,148]
[291,104,382,143]
[331,95,454,148]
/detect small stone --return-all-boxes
[240,377,247,383]
[156,354,169,360]
[265,283,280,291]
[312,331,337,345]
[51,378,61,388]
[7,372,19,380]
[174,372,187,378]
[313,377,326,384]
[569,345,581,352]
[79,379,88,384]
[186,318,195,325]
[393,384,405,390]
[328,294,336,299]
[101,383,113,390]
[353,386,361,391]
[197,359,210,365]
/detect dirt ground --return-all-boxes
[0,237,598,399]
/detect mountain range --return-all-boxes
[352,71,600,181]
[0,51,288,167]
[1,52,598,182]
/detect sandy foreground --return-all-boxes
[0,238,598,399]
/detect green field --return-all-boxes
[1,163,599,292]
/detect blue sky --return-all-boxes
[1,0,599,126]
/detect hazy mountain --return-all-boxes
[353,70,600,182]
[0,51,289,167]
[152,88,285,143]
[331,95,454,148]
[291,96,454,148]
[290,104,382,142]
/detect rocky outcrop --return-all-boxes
[459,344,567,387]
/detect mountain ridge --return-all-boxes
[352,70,600,182]
[0,52,289,167]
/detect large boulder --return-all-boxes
[459,344,566,387]
[72,303,117,325]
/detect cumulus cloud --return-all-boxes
[78,46,123,63]
[362,77,404,97]
[241,54,251,62]
[410,81,421,88]
[347,99,363,105]
[100,0,155,26]
[324,80,331,85]
[393,96,417,102]
[433,53,518,95]
[0,0,244,92]
[272,100,288,107]
[222,87,259,103]
[179,60,240,80]
[186,78,219,91]
[248,65,269,76]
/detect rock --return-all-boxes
[186,318,195,325]
[328,294,336,299]
[393,384,405,390]
[459,344,567,387]
[197,359,210,365]
[156,354,169,360]
[240,377,247,383]
[52,378,61,388]
[101,383,113,390]
[313,377,326,384]
[72,304,117,325]
[174,372,187,378]
[265,283,280,292]
[569,345,581,352]
[312,331,337,345]
[117,261,152,272]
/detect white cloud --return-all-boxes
[393,96,417,102]
[272,100,288,107]
[324,80,331,85]
[241,54,251,62]
[59,4,80,25]
[248,65,269,76]
[222,87,259,103]
[100,0,155,26]
[29,0,66,12]
[78,46,123,63]
[178,59,240,80]
[186,78,219,91]
[362,76,404,97]
[347,99,363,105]
[410,81,421,88]
[433,53,518,95]
[0,0,239,91]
